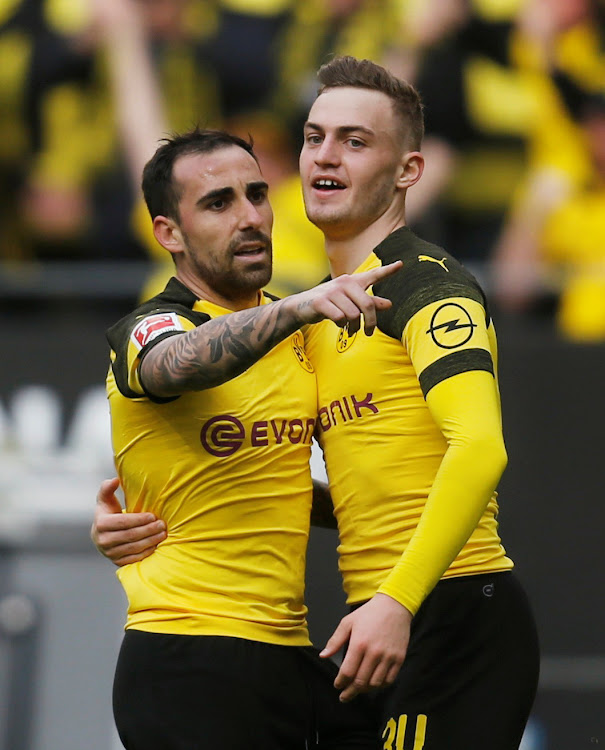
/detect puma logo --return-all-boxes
[418,255,449,272]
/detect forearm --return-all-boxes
[100,0,166,189]
[379,435,506,613]
[140,296,305,396]
[378,371,507,613]
[139,261,404,396]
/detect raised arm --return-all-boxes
[140,261,403,397]
[90,0,167,194]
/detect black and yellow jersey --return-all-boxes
[304,227,513,613]
[106,277,317,645]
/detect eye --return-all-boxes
[209,199,226,210]
[305,133,323,145]
[348,138,365,148]
[250,188,268,204]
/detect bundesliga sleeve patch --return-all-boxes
[131,312,184,350]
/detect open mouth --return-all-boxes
[313,178,346,191]
[234,243,267,257]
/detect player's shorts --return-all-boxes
[113,630,379,750]
[368,571,539,750]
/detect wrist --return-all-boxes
[374,592,413,618]
[279,293,311,328]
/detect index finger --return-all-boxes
[356,260,402,289]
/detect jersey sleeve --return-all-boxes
[374,249,495,396]
[107,308,203,401]
[375,252,505,614]
[404,296,494,397]
[377,369,507,614]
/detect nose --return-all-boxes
[240,199,264,229]
[314,137,340,167]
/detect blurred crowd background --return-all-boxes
[0,2,604,749]
[1,0,605,332]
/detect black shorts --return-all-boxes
[113,631,379,750]
[369,571,540,750]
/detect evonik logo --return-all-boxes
[200,415,316,457]
[317,393,378,432]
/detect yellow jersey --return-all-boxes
[305,228,513,612]
[106,277,317,645]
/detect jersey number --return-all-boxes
[382,714,427,750]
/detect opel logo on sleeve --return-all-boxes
[427,302,477,349]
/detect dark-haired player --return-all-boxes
[104,125,403,750]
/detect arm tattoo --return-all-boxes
[141,298,301,395]
[208,316,271,363]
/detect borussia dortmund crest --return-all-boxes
[336,324,357,353]
[292,331,314,372]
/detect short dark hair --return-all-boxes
[316,56,424,150]
[142,127,258,221]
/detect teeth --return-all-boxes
[316,179,342,188]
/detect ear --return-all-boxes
[396,151,424,190]
[153,215,186,258]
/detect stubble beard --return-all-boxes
[187,231,273,300]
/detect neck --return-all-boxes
[175,270,261,311]
[324,211,406,277]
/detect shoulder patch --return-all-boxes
[106,279,210,400]
[132,313,184,350]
